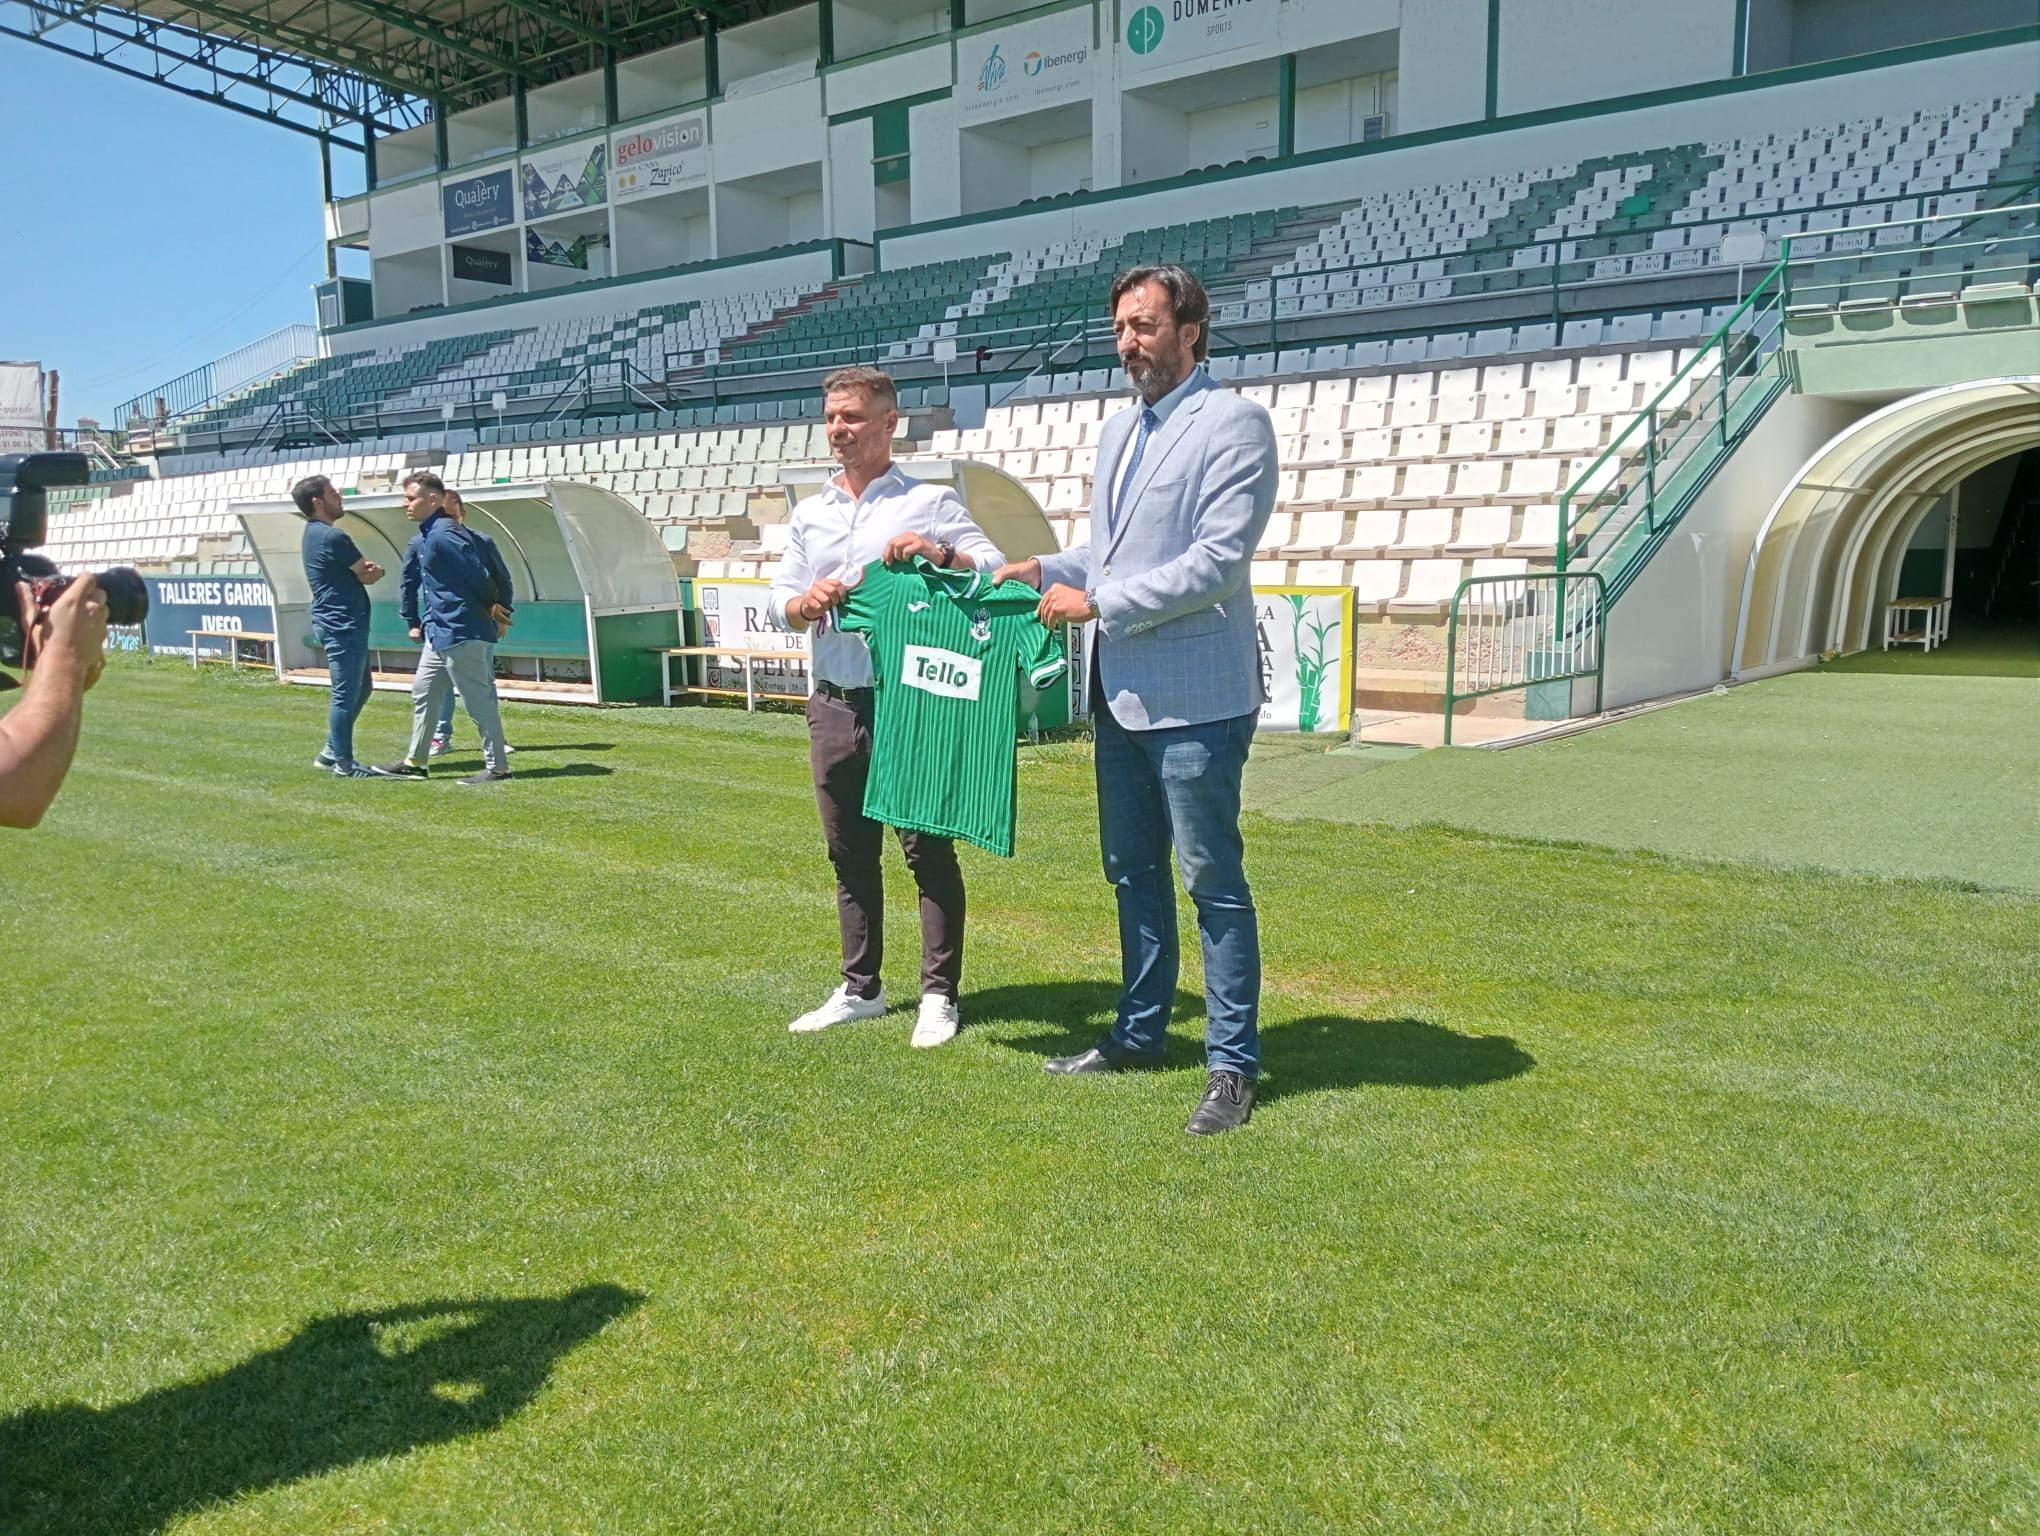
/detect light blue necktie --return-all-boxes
[1113,407,1158,536]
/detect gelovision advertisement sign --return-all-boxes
[442,169,515,238]
[611,113,710,201]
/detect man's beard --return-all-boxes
[1124,352,1187,405]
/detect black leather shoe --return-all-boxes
[1043,1040,1166,1075]
[1185,1071,1255,1135]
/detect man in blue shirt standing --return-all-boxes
[294,474,384,778]
[373,471,515,785]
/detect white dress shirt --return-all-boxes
[767,463,1005,688]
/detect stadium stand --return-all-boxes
[133,85,2033,464]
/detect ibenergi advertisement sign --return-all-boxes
[611,113,709,200]
[1253,585,1354,733]
[1120,0,1282,81]
[442,168,515,238]
[956,5,1095,125]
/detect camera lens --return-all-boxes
[95,567,150,627]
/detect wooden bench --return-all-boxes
[187,629,276,670]
[1883,596,1950,653]
[655,646,809,710]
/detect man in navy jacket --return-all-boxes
[374,472,515,784]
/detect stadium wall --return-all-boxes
[330,0,2032,325]
[1603,392,1866,708]
[324,32,2036,360]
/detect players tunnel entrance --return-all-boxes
[1731,377,2040,677]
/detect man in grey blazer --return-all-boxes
[996,264,1278,1135]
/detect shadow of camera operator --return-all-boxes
[0,1283,642,1536]
[971,981,1533,1104]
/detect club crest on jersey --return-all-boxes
[970,608,992,645]
[903,644,983,702]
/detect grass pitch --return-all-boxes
[2,661,2035,1534]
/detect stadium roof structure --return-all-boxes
[0,0,811,158]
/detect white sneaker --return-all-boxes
[789,983,887,1034]
[911,994,960,1049]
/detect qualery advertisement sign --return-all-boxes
[956,6,1095,125]
[1253,585,1354,733]
[1120,0,1283,81]
[441,168,515,238]
[522,137,608,221]
[611,113,709,202]
[450,244,514,285]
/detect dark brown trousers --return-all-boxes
[807,688,965,1001]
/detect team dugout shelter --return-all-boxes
[238,481,683,703]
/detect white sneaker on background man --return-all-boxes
[911,994,960,1049]
[789,984,887,1034]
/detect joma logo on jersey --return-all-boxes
[903,645,983,702]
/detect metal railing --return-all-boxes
[1442,571,1605,745]
[1779,193,2039,309]
[116,324,320,427]
[1556,256,1790,596]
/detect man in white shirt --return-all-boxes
[769,366,1004,1048]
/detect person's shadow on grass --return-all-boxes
[971,981,1532,1105]
[0,1284,642,1536]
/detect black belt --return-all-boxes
[815,680,873,704]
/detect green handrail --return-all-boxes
[1442,571,1606,747]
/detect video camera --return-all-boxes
[0,452,149,680]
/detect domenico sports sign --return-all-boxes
[956,7,1093,125]
[1121,0,1281,78]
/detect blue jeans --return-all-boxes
[321,631,371,767]
[1094,706,1261,1077]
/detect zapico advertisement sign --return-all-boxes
[1253,585,1354,733]
[1120,0,1282,80]
[142,575,276,660]
[691,577,810,699]
[611,113,709,201]
[442,168,515,238]
[956,6,1095,125]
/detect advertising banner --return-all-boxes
[522,137,608,221]
[142,574,276,660]
[0,360,42,451]
[450,244,514,285]
[956,6,1095,126]
[1253,585,1354,733]
[527,230,599,270]
[611,112,710,202]
[441,169,515,238]
[1119,0,1283,81]
[691,577,810,698]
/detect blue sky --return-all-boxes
[0,43,352,425]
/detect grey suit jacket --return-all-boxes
[1038,371,1278,729]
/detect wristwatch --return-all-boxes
[936,539,956,568]
[1082,589,1100,621]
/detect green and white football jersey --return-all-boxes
[837,557,1067,857]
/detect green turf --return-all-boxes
[1818,623,2039,678]
[1248,668,2040,893]
[3,661,2036,1534]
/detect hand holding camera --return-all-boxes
[20,571,109,690]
